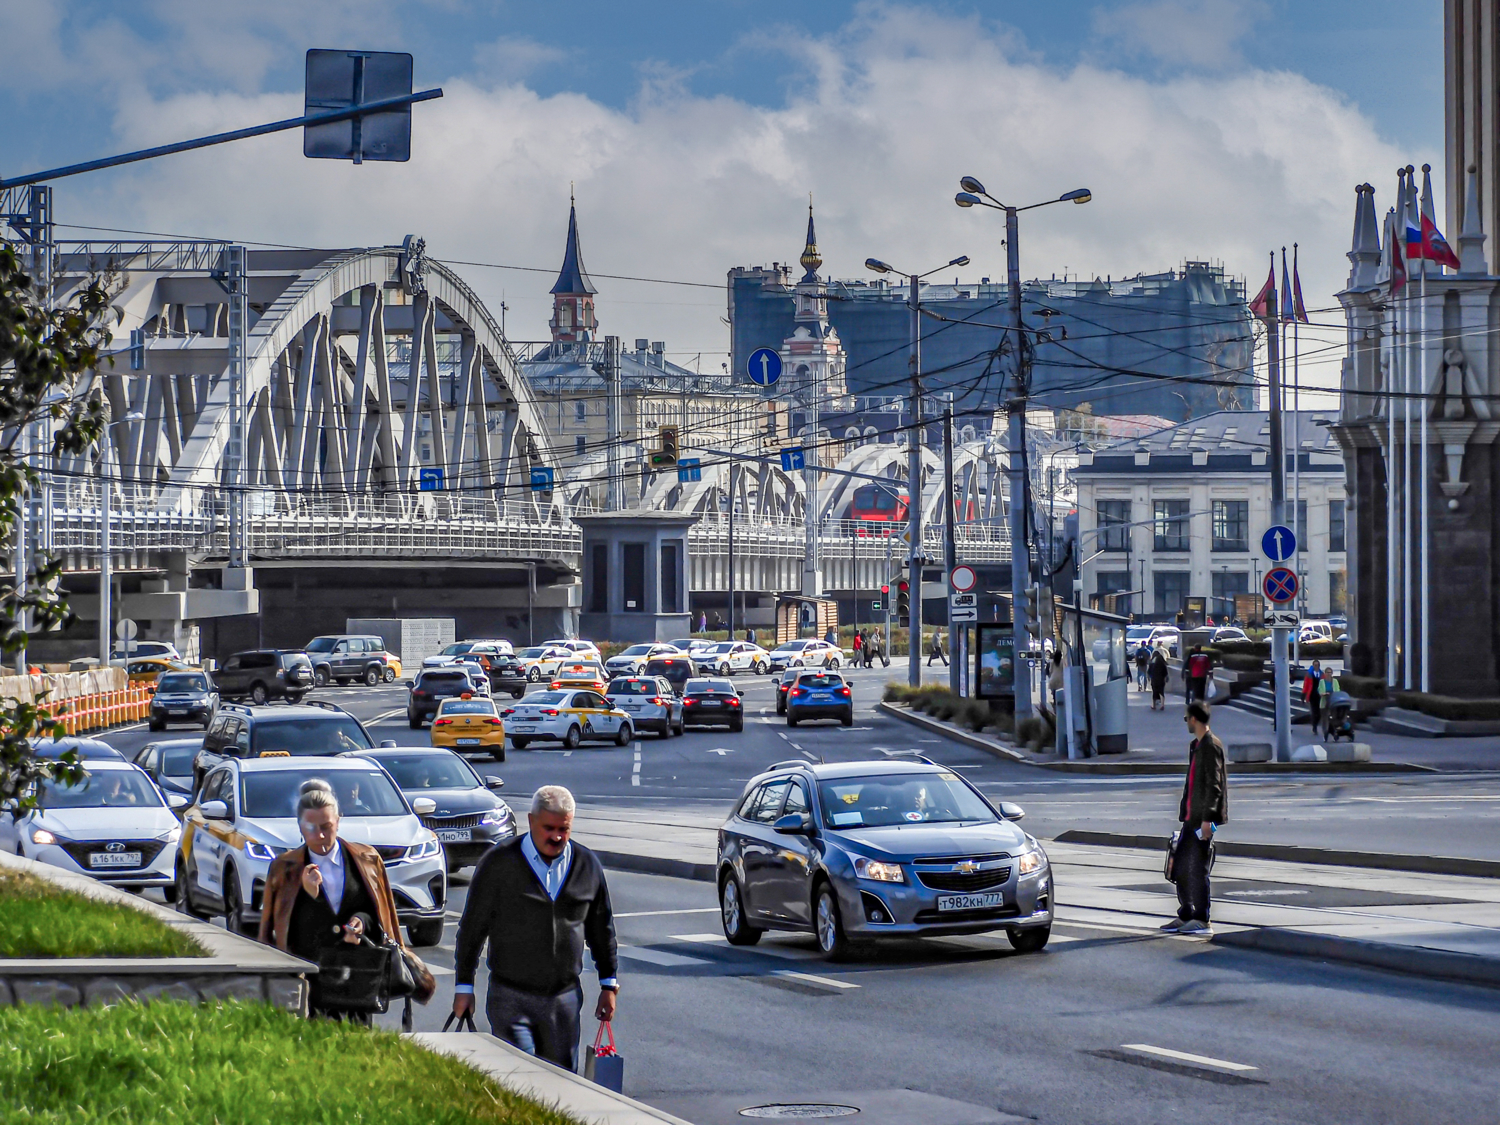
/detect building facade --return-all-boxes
[1075,412,1347,622]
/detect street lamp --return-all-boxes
[956,176,1092,722]
[862,253,969,688]
[100,411,145,667]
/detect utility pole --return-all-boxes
[1006,204,1033,719]
[943,398,960,693]
[224,245,248,568]
[603,335,621,511]
[727,458,736,637]
[99,438,112,668]
[907,271,924,687]
[1264,258,1291,762]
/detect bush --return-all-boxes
[1393,692,1500,721]
[0,870,205,959]
[1015,713,1055,752]
[1339,674,1387,700]
[1217,653,1266,673]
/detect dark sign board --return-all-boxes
[975,623,1015,700]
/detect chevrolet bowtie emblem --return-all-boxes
[954,860,979,874]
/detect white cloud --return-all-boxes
[472,34,568,82]
[1091,0,1268,69]
[53,2,1426,395]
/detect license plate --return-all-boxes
[700,701,722,708]
[436,829,472,843]
[510,725,536,732]
[622,704,640,711]
[936,892,1004,912]
[169,709,188,716]
[810,693,833,702]
[455,737,480,746]
[90,851,141,868]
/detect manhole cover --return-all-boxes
[739,1106,860,1120]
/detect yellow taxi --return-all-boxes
[549,661,610,693]
[429,695,507,760]
[127,656,195,684]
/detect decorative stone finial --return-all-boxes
[1459,162,1488,276]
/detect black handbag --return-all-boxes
[315,937,392,1014]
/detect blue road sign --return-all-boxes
[529,466,554,492]
[1261,524,1297,562]
[418,467,444,491]
[747,347,783,387]
[780,448,806,472]
[1263,567,1299,604]
[677,457,702,483]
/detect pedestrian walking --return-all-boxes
[1317,666,1341,720]
[927,631,948,666]
[1185,645,1211,703]
[697,611,707,633]
[746,627,756,645]
[1162,701,1227,936]
[853,630,864,664]
[452,785,618,1071]
[259,779,435,1022]
[1303,659,1323,734]
[1134,645,1149,691]
[1148,643,1169,710]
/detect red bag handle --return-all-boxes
[592,1020,617,1056]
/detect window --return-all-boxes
[1330,570,1347,614]
[746,780,791,823]
[1154,571,1191,615]
[1153,500,1190,551]
[575,402,586,423]
[784,781,810,818]
[1296,499,1308,547]
[575,435,587,457]
[1212,572,1247,619]
[660,540,681,614]
[1095,571,1133,615]
[589,544,608,613]
[1097,500,1131,551]
[1211,500,1248,551]
[622,543,646,612]
[1329,499,1346,552]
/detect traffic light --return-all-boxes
[650,426,679,467]
[896,577,911,627]
[1024,583,1044,645]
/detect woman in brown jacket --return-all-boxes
[259,779,433,1021]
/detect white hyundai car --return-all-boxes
[543,638,603,663]
[604,642,684,677]
[176,756,448,946]
[768,639,843,673]
[0,761,185,895]
[501,689,634,749]
[701,641,772,676]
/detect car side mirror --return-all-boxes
[737,690,746,698]
[201,800,230,820]
[411,797,438,816]
[167,793,189,811]
[773,812,813,836]
[379,740,398,748]
[999,802,1025,821]
[404,679,415,687]
[484,776,505,790]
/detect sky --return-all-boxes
[0,0,1445,401]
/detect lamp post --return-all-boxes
[956,178,1091,719]
[99,411,145,667]
[863,253,970,688]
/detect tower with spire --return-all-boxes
[549,193,597,347]
[778,200,850,413]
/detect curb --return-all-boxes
[596,850,716,883]
[876,701,1027,762]
[1212,927,1500,989]
[1053,830,1500,879]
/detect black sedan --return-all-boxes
[485,654,529,699]
[148,670,219,731]
[681,677,745,732]
[131,738,202,800]
[347,747,516,872]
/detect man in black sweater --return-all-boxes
[452,785,618,1070]
[1162,701,1228,936]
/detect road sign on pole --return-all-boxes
[1261,524,1297,562]
[418,467,444,491]
[529,466,554,492]
[1267,609,1300,627]
[780,448,805,472]
[1263,567,1299,604]
[949,564,977,593]
[747,348,783,387]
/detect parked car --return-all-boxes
[408,668,487,728]
[542,639,603,663]
[785,670,853,727]
[605,675,684,738]
[1209,627,1250,644]
[428,695,507,760]
[176,755,447,945]
[29,737,125,762]
[1299,620,1336,644]
[124,656,194,682]
[148,669,219,731]
[642,655,699,696]
[483,651,529,698]
[131,738,202,800]
[500,689,634,749]
[667,637,716,657]
[0,761,184,896]
[716,760,1049,960]
[768,639,842,673]
[702,641,771,676]
[213,649,314,705]
[346,746,514,872]
[304,635,401,686]
[604,643,684,677]
[1125,625,1179,659]
[681,677,746,732]
[423,639,515,669]
[515,644,574,683]
[111,640,182,662]
[550,661,610,693]
[192,701,386,788]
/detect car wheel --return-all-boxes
[148,719,164,732]
[223,868,254,935]
[527,667,541,682]
[563,725,581,749]
[407,918,446,948]
[511,738,529,750]
[176,865,208,919]
[754,661,767,675]
[285,693,304,705]
[250,682,269,706]
[841,710,854,727]
[719,662,731,676]
[512,689,525,699]
[674,717,685,736]
[815,884,851,961]
[408,712,422,729]
[314,667,329,688]
[616,724,633,746]
[730,717,743,732]
[787,715,798,727]
[720,874,763,945]
[364,667,380,687]
[1007,925,1051,953]
[160,877,178,904]
[383,666,397,683]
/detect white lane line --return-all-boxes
[667,933,810,961]
[790,742,803,751]
[778,732,790,741]
[615,907,720,918]
[619,945,713,968]
[770,969,859,990]
[1120,1044,1258,1073]
[371,707,407,723]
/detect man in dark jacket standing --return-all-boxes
[452,785,618,1069]
[1163,701,1228,935]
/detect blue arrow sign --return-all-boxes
[747,347,783,387]
[780,448,805,472]
[1263,566,1298,604]
[529,466,554,492]
[1261,524,1296,562]
[418,467,444,492]
[677,457,701,483]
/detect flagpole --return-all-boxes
[1419,167,1432,695]
[1384,206,1398,688]
[1290,247,1302,647]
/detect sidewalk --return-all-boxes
[571,803,1500,989]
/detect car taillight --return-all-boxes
[486,717,503,725]
[413,690,428,698]
[650,697,666,705]
[433,718,452,726]
[549,681,562,689]
[541,708,560,717]
[501,708,515,716]
[684,698,698,705]
[837,686,851,696]
[728,697,741,707]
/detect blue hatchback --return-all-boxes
[785,670,853,727]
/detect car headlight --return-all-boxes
[406,836,442,861]
[156,826,182,843]
[479,807,510,826]
[852,856,905,883]
[30,827,56,846]
[243,840,277,862]
[1016,846,1047,875]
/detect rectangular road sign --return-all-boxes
[949,593,977,609]
[950,605,979,623]
[1267,609,1300,627]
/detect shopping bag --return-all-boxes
[1163,829,1181,882]
[583,1021,624,1092]
[441,1011,478,1033]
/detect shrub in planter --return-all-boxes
[1299,640,1345,659]
[1213,639,1271,660]
[1393,692,1500,721]
[1339,674,1387,701]
[1218,653,1266,673]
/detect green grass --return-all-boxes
[0,1000,584,1125]
[0,870,206,959]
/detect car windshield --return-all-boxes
[817,772,997,829]
[441,643,476,656]
[438,700,497,715]
[33,740,123,760]
[795,673,844,689]
[160,745,199,774]
[685,678,735,693]
[709,643,737,653]
[518,647,546,659]
[39,771,163,809]
[619,644,654,656]
[1125,627,1153,640]
[608,679,658,695]
[419,673,470,689]
[240,768,407,819]
[368,753,477,790]
[249,717,373,755]
[304,637,337,653]
[157,673,210,692]
[523,691,569,705]
[773,642,808,652]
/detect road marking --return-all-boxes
[668,933,810,961]
[769,969,859,990]
[619,945,713,968]
[1120,1044,1258,1072]
[372,708,407,723]
[778,732,790,741]
[708,748,733,756]
[671,932,730,943]
[789,742,803,751]
[615,907,720,918]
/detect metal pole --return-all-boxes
[907,271,923,687]
[728,458,736,637]
[13,426,26,675]
[604,336,621,512]
[1264,262,1291,763]
[225,245,248,569]
[1006,205,1033,719]
[1402,248,1413,691]
[943,399,960,693]
[884,528,893,660]
[1419,264,1430,692]
[1385,262,1398,686]
[99,440,112,668]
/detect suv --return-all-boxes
[643,656,699,696]
[192,701,388,789]
[304,635,400,687]
[408,668,486,728]
[147,669,219,731]
[214,650,314,705]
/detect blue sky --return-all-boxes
[0,1,1446,393]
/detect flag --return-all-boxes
[1404,182,1425,261]
[1249,262,1276,318]
[1392,233,1407,293]
[1280,250,1295,323]
[1291,246,1309,323]
[1421,211,1462,270]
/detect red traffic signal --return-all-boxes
[881,584,889,595]
[897,580,909,593]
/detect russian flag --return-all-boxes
[1405,199,1425,261]
[1421,212,1462,270]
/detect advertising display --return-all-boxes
[974,623,1015,699]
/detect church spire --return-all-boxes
[549,191,598,344]
[799,196,822,282]
[550,191,597,297]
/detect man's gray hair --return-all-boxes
[531,785,576,816]
[297,778,339,818]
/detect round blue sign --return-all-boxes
[1261,524,1296,562]
[1263,567,1299,604]
[747,348,783,387]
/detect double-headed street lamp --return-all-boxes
[955,177,1090,720]
[864,253,969,689]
